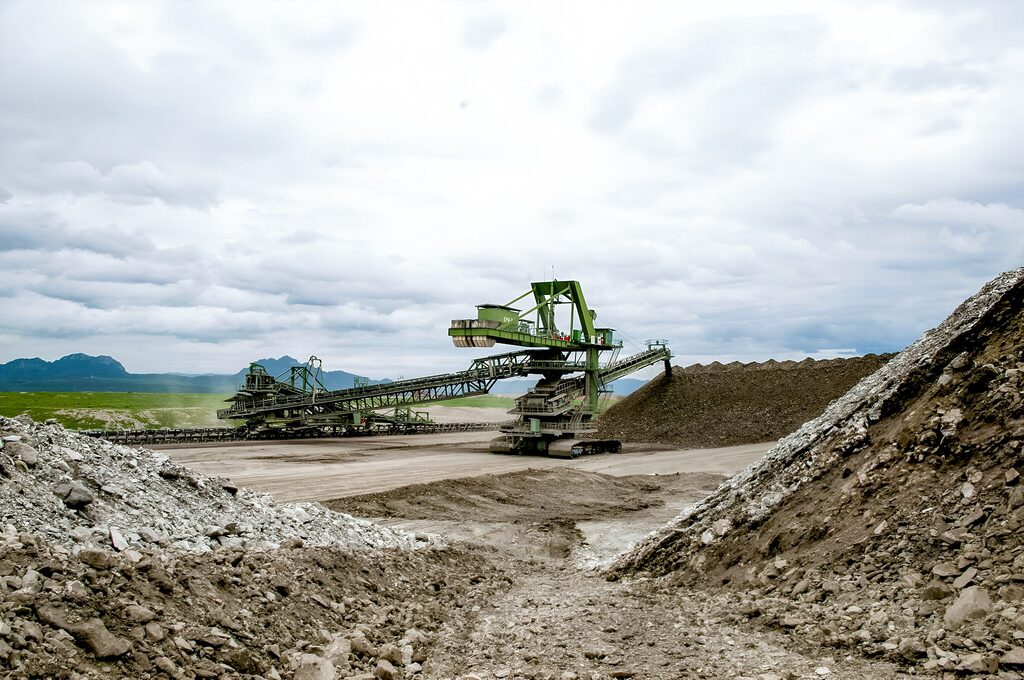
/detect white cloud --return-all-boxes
[0,0,1022,376]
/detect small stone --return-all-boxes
[375,659,398,680]
[324,635,351,668]
[69,618,131,659]
[154,657,177,675]
[350,633,377,658]
[1000,584,1024,602]
[1007,468,1021,486]
[54,481,94,508]
[960,509,986,526]
[921,581,953,600]
[124,605,156,624]
[294,654,336,680]
[814,667,831,676]
[962,481,976,499]
[932,562,962,578]
[109,527,129,552]
[6,441,38,466]
[379,642,403,665]
[953,567,978,590]
[956,653,997,674]
[944,586,993,630]
[144,622,164,641]
[77,548,118,569]
[898,637,926,659]
[1001,647,1024,668]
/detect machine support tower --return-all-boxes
[449,280,672,457]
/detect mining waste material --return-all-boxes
[0,415,423,554]
[613,267,1024,674]
[1,415,504,678]
[597,354,892,448]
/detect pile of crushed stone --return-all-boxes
[612,267,1024,675]
[0,415,425,554]
[597,354,892,448]
[0,529,503,679]
[0,416,516,679]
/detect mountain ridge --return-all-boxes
[0,353,650,395]
[0,354,385,393]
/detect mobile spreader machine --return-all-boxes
[215,280,671,457]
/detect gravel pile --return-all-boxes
[0,416,425,555]
[597,354,891,448]
[612,267,1024,675]
[0,531,501,679]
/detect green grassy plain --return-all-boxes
[0,390,620,431]
[0,392,232,430]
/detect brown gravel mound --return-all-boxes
[0,535,505,678]
[612,267,1024,674]
[325,468,724,523]
[597,354,893,448]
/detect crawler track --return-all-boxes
[83,421,506,446]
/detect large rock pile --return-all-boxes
[0,416,423,554]
[597,354,892,448]
[0,417,516,678]
[612,267,1024,674]
[0,530,502,678]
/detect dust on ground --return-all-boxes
[328,467,906,679]
[327,468,723,567]
[160,435,773,502]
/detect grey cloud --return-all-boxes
[463,14,507,50]
[887,62,989,92]
[294,21,359,53]
[0,186,11,203]
[0,209,157,258]
[590,16,826,167]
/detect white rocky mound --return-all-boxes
[0,415,424,554]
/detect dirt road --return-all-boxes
[160,434,774,502]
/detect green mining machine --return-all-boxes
[449,280,672,457]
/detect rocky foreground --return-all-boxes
[613,268,1024,675]
[0,414,515,679]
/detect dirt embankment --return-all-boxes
[325,468,722,523]
[597,354,892,448]
[613,267,1024,675]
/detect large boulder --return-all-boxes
[943,586,992,630]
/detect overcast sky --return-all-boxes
[1,1,1022,379]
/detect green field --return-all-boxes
[0,391,620,431]
[0,392,233,430]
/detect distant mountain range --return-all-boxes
[0,354,385,393]
[0,353,649,395]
